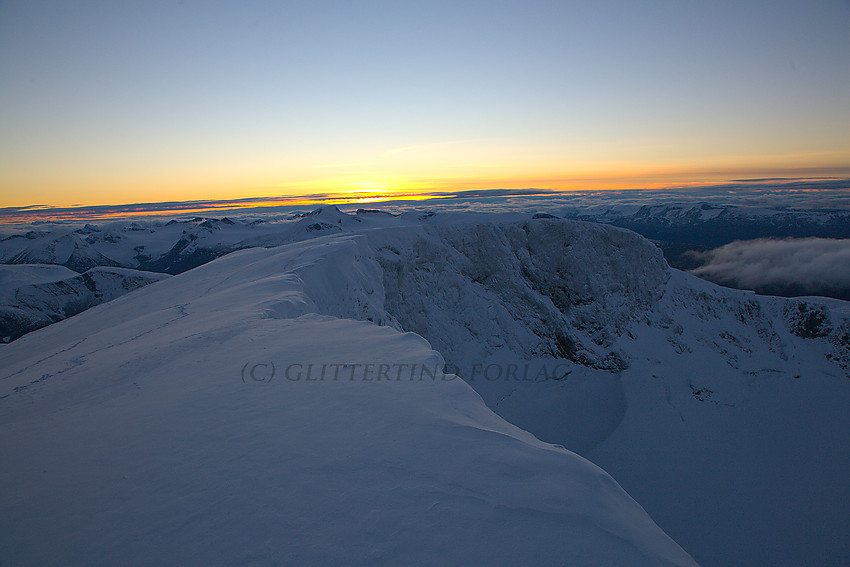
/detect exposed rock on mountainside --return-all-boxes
[0,265,169,342]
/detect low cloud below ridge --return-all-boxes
[690,238,850,300]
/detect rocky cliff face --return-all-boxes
[370,219,669,371]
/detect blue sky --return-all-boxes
[1,0,848,206]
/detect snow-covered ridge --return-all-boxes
[363,219,848,566]
[3,209,849,565]
[0,230,698,566]
[243,214,850,566]
[0,264,169,342]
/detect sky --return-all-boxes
[1,0,848,208]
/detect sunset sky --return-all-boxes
[1,0,848,208]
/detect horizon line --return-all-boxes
[1,177,848,225]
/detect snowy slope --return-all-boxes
[0,265,170,342]
[587,271,850,567]
[3,210,848,565]
[0,235,697,566]
[351,218,850,567]
[0,263,78,288]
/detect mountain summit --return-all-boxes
[3,212,848,566]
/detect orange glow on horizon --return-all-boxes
[2,161,848,224]
[0,191,444,224]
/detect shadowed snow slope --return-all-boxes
[0,264,170,342]
[0,234,697,566]
[359,219,850,567]
[5,213,849,566]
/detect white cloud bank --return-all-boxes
[691,238,850,298]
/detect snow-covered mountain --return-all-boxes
[555,201,850,293]
[6,199,847,289]
[0,207,408,275]
[0,264,169,342]
[556,201,850,247]
[0,228,698,567]
[2,210,848,565]
[355,216,849,566]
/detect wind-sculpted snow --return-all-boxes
[360,220,850,567]
[0,234,697,566]
[333,216,847,567]
[3,209,849,566]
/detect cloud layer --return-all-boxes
[691,238,850,299]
